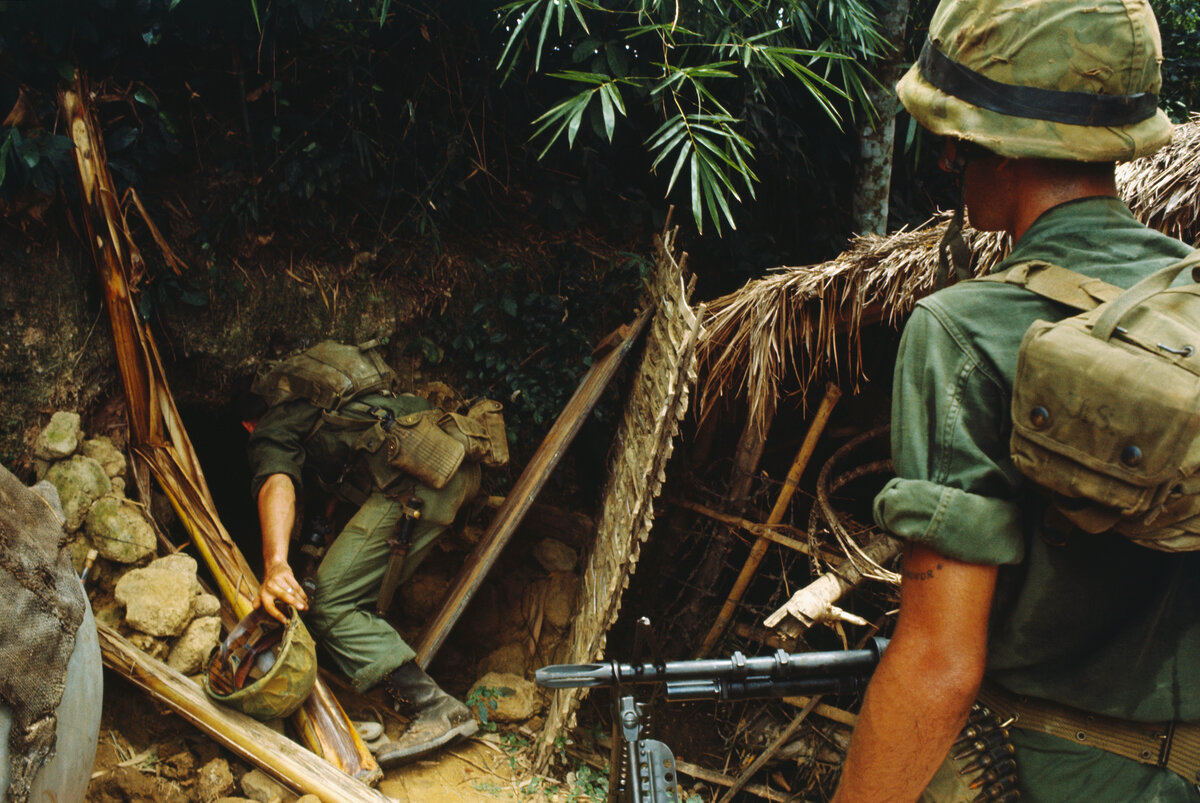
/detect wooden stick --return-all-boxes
[415,309,654,667]
[697,383,843,657]
[674,499,844,564]
[98,624,391,803]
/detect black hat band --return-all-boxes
[917,38,1158,127]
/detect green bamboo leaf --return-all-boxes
[665,138,691,193]
[566,97,587,146]
[498,0,544,77]
[598,84,615,140]
[689,150,703,233]
[535,0,555,72]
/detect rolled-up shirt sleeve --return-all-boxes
[247,400,321,500]
[873,301,1026,565]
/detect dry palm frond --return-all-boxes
[699,116,1200,433]
[698,218,1007,434]
[63,76,380,784]
[1117,114,1200,245]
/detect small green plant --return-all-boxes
[471,779,506,796]
[566,763,609,802]
[465,684,513,733]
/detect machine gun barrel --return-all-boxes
[535,637,888,694]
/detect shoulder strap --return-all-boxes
[976,260,1123,311]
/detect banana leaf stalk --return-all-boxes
[61,77,380,785]
[98,624,391,803]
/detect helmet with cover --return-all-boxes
[203,604,317,720]
[897,0,1173,162]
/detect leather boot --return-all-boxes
[373,662,478,767]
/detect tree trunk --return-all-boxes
[852,0,911,236]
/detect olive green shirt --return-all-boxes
[247,393,431,499]
[874,198,1200,800]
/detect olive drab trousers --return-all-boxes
[305,464,480,693]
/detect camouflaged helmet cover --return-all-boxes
[897,0,1173,161]
[203,607,317,721]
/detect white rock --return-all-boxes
[532,537,578,573]
[34,411,81,459]
[84,494,156,564]
[81,435,127,478]
[167,616,222,675]
[193,593,222,618]
[44,455,111,532]
[239,768,288,803]
[115,563,201,637]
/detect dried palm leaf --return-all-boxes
[62,77,380,786]
[698,116,1200,434]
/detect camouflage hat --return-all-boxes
[897,0,1173,161]
[203,605,316,721]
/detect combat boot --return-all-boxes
[373,661,478,767]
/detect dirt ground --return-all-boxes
[87,672,569,803]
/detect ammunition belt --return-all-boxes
[978,683,1200,786]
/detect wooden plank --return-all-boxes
[415,309,654,667]
[98,624,391,803]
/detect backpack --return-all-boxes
[250,339,398,412]
[979,252,1200,551]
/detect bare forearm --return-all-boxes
[257,473,296,569]
[831,635,979,802]
[832,545,995,803]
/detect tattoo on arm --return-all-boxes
[902,562,944,582]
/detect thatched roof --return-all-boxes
[699,115,1200,434]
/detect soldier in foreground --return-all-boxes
[832,1,1200,801]
[239,340,506,766]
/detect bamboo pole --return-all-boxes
[98,624,391,803]
[674,499,845,564]
[62,78,378,782]
[415,309,653,667]
[696,383,843,657]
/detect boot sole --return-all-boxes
[375,718,480,768]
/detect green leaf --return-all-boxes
[0,133,11,187]
[598,84,615,140]
[133,89,158,110]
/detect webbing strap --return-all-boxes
[977,260,1123,311]
[978,683,1200,784]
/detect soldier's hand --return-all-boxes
[258,561,309,622]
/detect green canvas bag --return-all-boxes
[250,339,397,411]
[981,252,1200,551]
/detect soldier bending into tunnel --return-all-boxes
[237,340,507,767]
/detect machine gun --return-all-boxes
[536,619,887,803]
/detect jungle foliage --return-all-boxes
[1,0,1197,448]
[495,0,889,234]
[1155,0,1200,121]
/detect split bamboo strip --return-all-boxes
[535,227,704,772]
[62,78,378,782]
[98,624,391,803]
[674,499,844,564]
[696,383,842,657]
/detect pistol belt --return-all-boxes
[978,683,1200,784]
